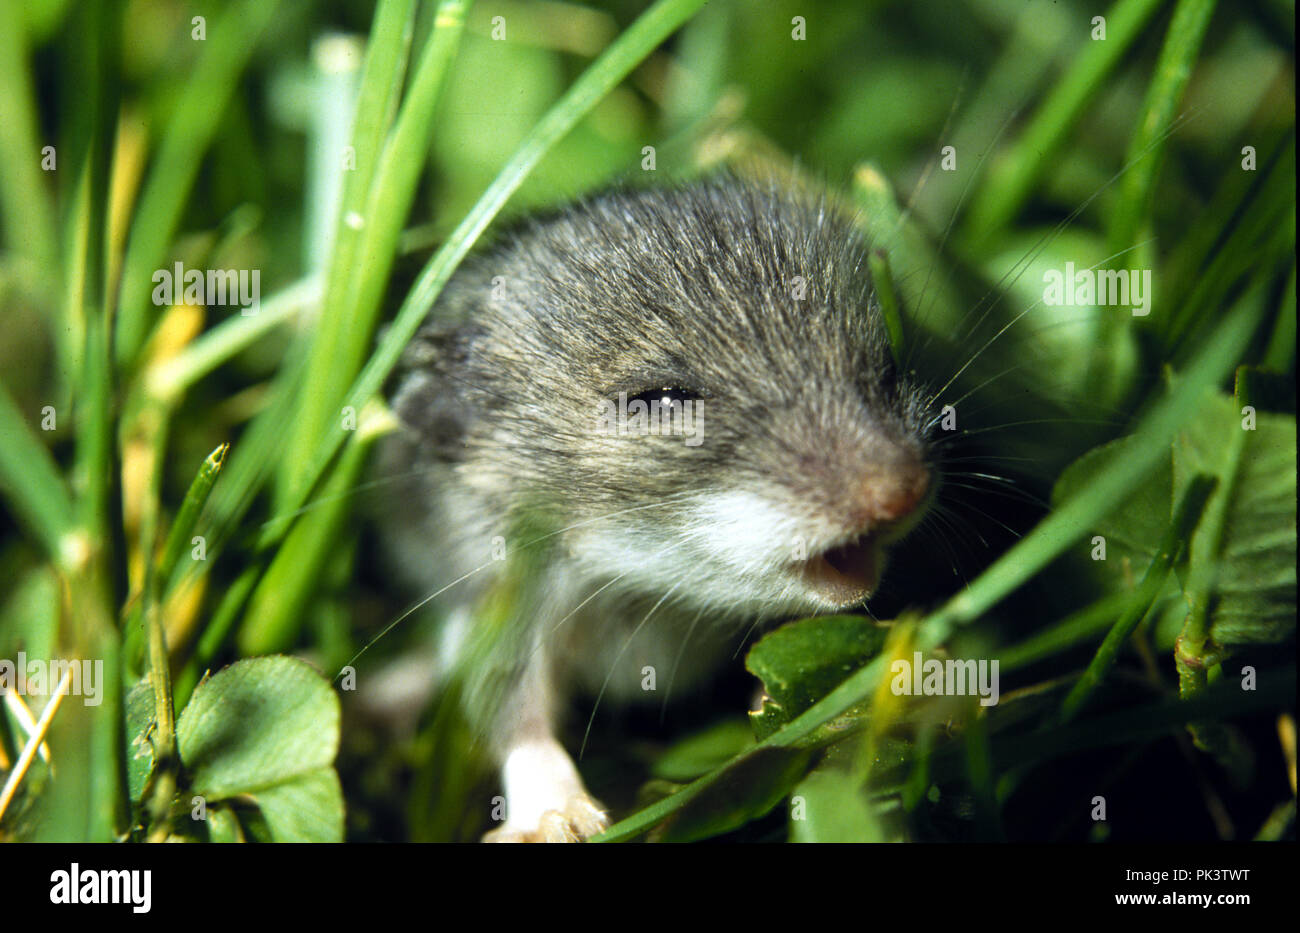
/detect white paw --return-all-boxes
[482,793,609,843]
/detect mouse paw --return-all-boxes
[482,793,609,843]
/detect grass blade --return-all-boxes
[1057,473,1216,723]
[239,405,391,655]
[275,0,417,504]
[0,383,75,566]
[113,0,280,369]
[159,443,229,591]
[266,0,711,547]
[962,0,1167,242]
[283,0,471,503]
[1107,0,1217,255]
[0,0,58,287]
[144,275,321,405]
[1086,0,1217,397]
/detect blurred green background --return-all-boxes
[0,0,1294,842]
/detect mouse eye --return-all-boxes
[625,386,702,408]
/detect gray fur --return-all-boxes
[378,177,934,780]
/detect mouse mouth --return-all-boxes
[790,470,936,609]
[798,534,884,607]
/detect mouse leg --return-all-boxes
[482,737,608,842]
[480,640,608,843]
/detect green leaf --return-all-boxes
[852,162,962,338]
[237,402,390,655]
[246,768,344,843]
[1173,390,1296,646]
[648,746,812,843]
[745,615,889,740]
[790,768,890,843]
[652,718,754,782]
[1107,0,1218,258]
[205,804,245,843]
[1052,434,1172,581]
[1054,388,1296,650]
[0,0,58,280]
[176,656,340,800]
[0,565,59,663]
[282,0,470,503]
[124,679,156,804]
[988,229,1141,405]
[143,277,321,406]
[158,443,227,591]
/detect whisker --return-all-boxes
[941,476,1047,510]
[930,362,1027,414]
[912,111,1198,414]
[334,560,497,681]
[660,606,707,724]
[518,491,701,549]
[928,499,991,552]
[915,508,972,584]
[927,237,1158,409]
[528,533,695,669]
[350,493,701,669]
[579,580,684,759]
[930,416,1121,445]
[908,103,1024,369]
[731,611,768,661]
[938,491,1028,541]
[937,454,1040,464]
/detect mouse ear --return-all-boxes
[390,327,471,463]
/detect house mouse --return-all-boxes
[378,178,935,841]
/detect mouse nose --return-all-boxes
[845,454,929,532]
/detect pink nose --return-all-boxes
[847,458,929,530]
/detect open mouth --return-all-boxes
[793,470,935,608]
[798,534,884,606]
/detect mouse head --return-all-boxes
[397,180,935,618]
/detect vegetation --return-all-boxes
[0,0,1293,842]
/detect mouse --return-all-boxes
[377,177,936,841]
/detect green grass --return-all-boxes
[0,0,1293,843]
